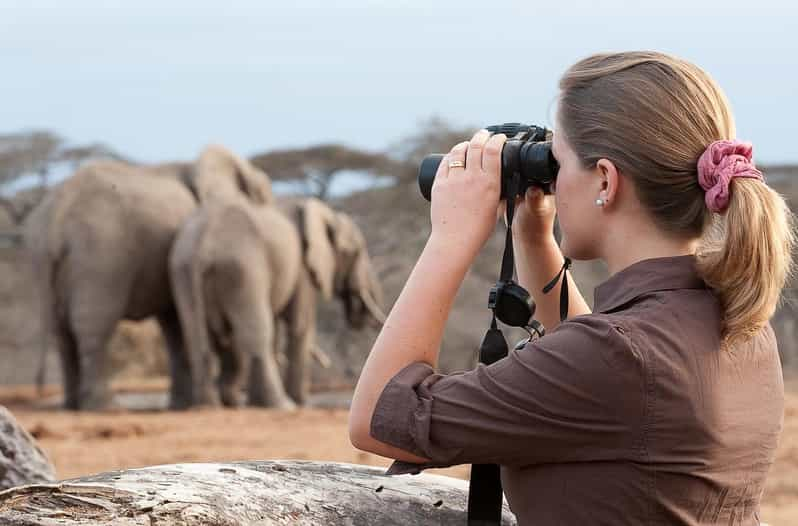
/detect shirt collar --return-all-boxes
[594,254,708,313]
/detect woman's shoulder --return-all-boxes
[523,312,642,373]
[546,311,633,343]
[595,286,723,352]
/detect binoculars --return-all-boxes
[418,123,559,201]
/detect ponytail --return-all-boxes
[697,178,796,348]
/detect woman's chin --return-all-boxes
[559,237,573,258]
[558,237,593,261]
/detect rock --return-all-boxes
[0,406,56,491]
[0,460,517,525]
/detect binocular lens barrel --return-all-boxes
[417,144,558,202]
[418,154,445,201]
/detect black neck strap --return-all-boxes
[542,256,572,322]
[499,183,516,283]
[467,180,570,525]
[468,178,520,526]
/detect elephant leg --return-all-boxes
[55,323,80,410]
[209,255,294,410]
[159,310,219,410]
[284,324,314,406]
[283,276,317,407]
[241,311,290,408]
[204,276,252,408]
[169,250,223,409]
[224,297,293,409]
[217,340,249,408]
[244,312,294,410]
[68,280,125,411]
[73,330,115,410]
[275,319,289,385]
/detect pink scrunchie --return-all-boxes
[697,140,764,213]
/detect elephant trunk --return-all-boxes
[361,288,387,327]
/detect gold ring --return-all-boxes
[448,160,466,169]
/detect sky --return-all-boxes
[1,0,797,165]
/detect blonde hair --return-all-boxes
[558,51,796,349]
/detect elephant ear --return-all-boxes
[194,144,272,205]
[231,154,273,205]
[330,212,361,257]
[301,198,338,301]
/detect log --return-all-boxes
[0,460,517,525]
[0,406,56,491]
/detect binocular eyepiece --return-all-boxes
[418,123,559,201]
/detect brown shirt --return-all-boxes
[370,255,784,525]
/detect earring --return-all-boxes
[595,198,605,206]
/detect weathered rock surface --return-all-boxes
[0,460,517,525]
[0,406,56,491]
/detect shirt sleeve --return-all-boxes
[369,314,646,475]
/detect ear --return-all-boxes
[595,158,621,207]
[330,212,361,256]
[301,198,337,301]
[233,155,273,205]
[195,144,272,204]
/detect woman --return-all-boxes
[348,51,794,525]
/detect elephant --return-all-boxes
[168,196,386,409]
[24,144,272,410]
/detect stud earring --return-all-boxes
[595,198,605,206]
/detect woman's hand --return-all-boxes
[497,186,558,245]
[429,129,507,257]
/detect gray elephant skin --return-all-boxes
[169,196,386,409]
[23,145,272,410]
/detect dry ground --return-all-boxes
[2,379,797,524]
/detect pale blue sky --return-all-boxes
[2,0,796,164]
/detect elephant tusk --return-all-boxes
[362,289,387,326]
[312,345,332,369]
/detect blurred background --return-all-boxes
[1,0,797,523]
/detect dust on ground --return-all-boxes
[2,380,796,524]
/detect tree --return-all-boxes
[0,131,127,223]
[387,116,477,182]
[0,131,127,190]
[250,144,407,201]
[0,131,63,188]
[59,143,128,168]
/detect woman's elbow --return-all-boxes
[348,411,372,452]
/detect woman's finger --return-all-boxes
[447,141,469,175]
[466,129,490,173]
[482,133,506,176]
[434,153,450,182]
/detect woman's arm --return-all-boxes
[348,235,472,461]
[513,233,592,331]
[349,130,507,460]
